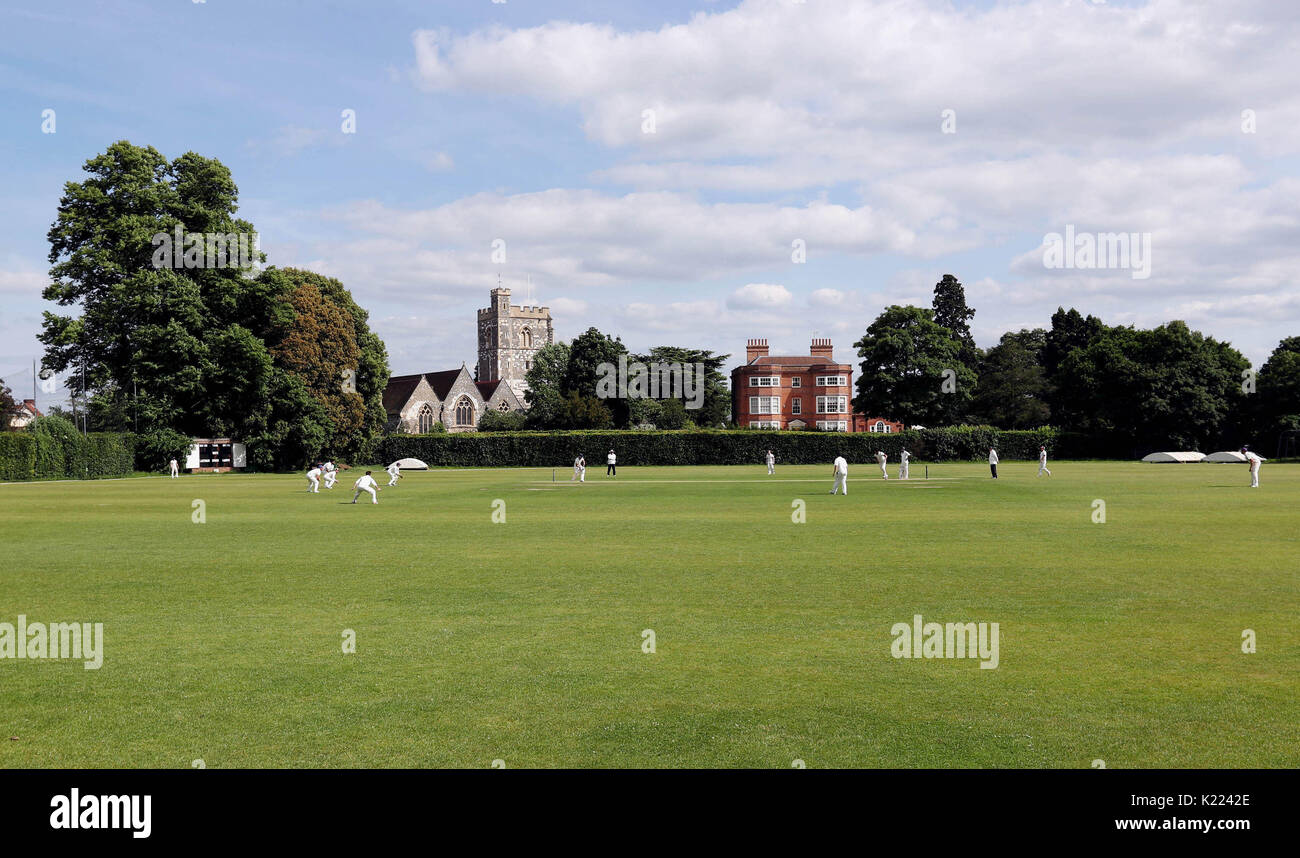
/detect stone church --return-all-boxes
[477,285,555,400]
[383,287,553,433]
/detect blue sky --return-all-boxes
[3,0,1298,411]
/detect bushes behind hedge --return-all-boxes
[378,425,1141,468]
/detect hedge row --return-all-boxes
[0,429,135,481]
[378,426,1143,467]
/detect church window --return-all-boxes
[417,403,435,434]
[455,397,475,426]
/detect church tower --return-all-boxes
[476,285,553,398]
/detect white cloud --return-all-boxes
[728,283,792,309]
[248,125,329,157]
[424,151,454,171]
[808,288,845,307]
[0,268,45,296]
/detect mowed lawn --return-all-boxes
[1,460,1296,769]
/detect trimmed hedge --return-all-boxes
[378,426,1139,467]
[84,433,135,478]
[0,433,38,481]
[0,426,135,481]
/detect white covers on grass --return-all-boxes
[1141,451,1206,463]
[393,458,429,470]
[1203,451,1247,463]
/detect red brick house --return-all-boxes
[853,414,905,434]
[730,338,902,433]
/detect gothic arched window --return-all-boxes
[455,397,475,427]
[417,403,435,434]
[521,328,533,348]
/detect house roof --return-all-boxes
[741,356,850,369]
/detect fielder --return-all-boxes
[765,449,775,475]
[322,460,338,489]
[386,462,402,487]
[352,470,379,504]
[306,464,323,493]
[1037,446,1051,477]
[899,448,910,480]
[572,454,586,482]
[989,447,999,479]
[876,450,888,480]
[1243,447,1265,488]
[830,455,848,495]
[168,457,179,478]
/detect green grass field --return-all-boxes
[1,461,1296,768]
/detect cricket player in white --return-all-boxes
[876,450,888,479]
[352,470,379,504]
[322,460,337,489]
[765,449,775,475]
[830,455,849,495]
[306,465,322,493]
[168,458,179,478]
[1243,447,1265,488]
[572,455,586,482]
[606,449,617,477]
[386,462,402,487]
[988,447,999,479]
[899,448,910,480]
[1037,446,1051,477]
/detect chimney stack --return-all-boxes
[810,338,834,360]
[746,338,769,363]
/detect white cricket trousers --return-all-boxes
[832,473,848,495]
[353,486,377,504]
[1250,465,1259,488]
[879,463,888,479]
[767,463,775,475]
[308,475,320,493]
[899,463,908,480]
[324,472,336,488]
[387,473,399,486]
[1038,463,1051,476]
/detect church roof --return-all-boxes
[383,367,479,416]
[382,374,424,414]
[475,379,503,399]
[424,368,468,400]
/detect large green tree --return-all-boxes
[1056,321,1248,450]
[39,141,388,468]
[932,274,978,368]
[853,305,976,426]
[1042,307,1106,426]
[528,327,629,428]
[1252,336,1300,446]
[0,381,18,429]
[41,141,266,435]
[523,342,572,428]
[970,330,1051,429]
[630,345,731,428]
